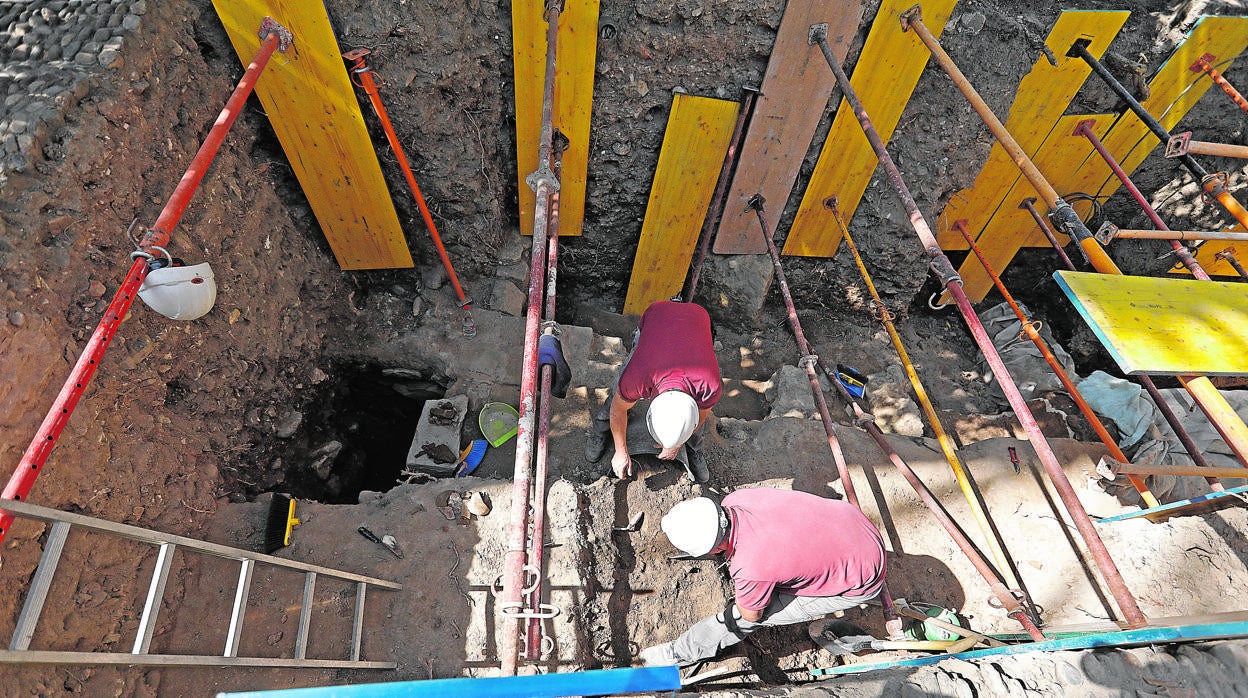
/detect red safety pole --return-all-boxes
[343,48,475,337]
[500,0,561,676]
[0,22,291,542]
[816,18,1147,628]
[1216,249,1248,281]
[1191,53,1248,118]
[1019,198,1078,271]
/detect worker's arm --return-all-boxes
[736,602,764,623]
[609,394,636,478]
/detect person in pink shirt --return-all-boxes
[641,488,886,667]
[585,300,722,482]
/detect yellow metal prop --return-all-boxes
[623,96,739,315]
[211,0,413,270]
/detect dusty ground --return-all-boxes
[1,0,1248,696]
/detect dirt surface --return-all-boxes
[2,0,1248,696]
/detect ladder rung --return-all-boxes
[9,521,71,652]
[223,559,255,658]
[133,542,176,655]
[294,571,316,660]
[350,582,366,662]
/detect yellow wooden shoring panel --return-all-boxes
[622,96,740,315]
[782,0,959,258]
[934,10,1129,251]
[1053,270,1248,376]
[211,0,413,270]
[1059,16,1248,276]
[513,0,599,237]
[712,0,865,255]
[951,115,1113,301]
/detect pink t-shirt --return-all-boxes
[617,301,722,409]
[723,489,886,612]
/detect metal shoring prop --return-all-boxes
[827,198,1035,592]
[1190,52,1248,117]
[524,133,568,663]
[746,194,905,641]
[1029,202,1226,486]
[0,21,293,543]
[1068,113,1248,468]
[1019,198,1077,271]
[952,219,1166,506]
[500,0,562,676]
[1167,133,1248,161]
[1101,227,1248,243]
[1216,248,1248,281]
[684,87,760,302]
[1105,461,1248,481]
[1072,119,1210,281]
[343,49,476,337]
[814,17,1147,628]
[906,8,1248,481]
[1068,40,1248,233]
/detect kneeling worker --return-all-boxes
[585,300,721,482]
[642,488,886,666]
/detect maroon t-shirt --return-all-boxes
[617,301,722,409]
[723,488,886,612]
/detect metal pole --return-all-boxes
[685,88,759,302]
[1216,249,1248,281]
[1191,53,1248,117]
[0,24,291,542]
[500,0,561,675]
[1069,41,1248,234]
[812,19,1147,628]
[1171,138,1248,161]
[829,200,1028,588]
[1109,462,1248,481]
[954,219,1177,505]
[344,49,475,336]
[1106,228,1248,243]
[1073,119,1209,280]
[525,138,566,662]
[1020,198,1077,271]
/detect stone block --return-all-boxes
[488,279,525,316]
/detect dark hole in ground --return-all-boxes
[277,363,447,504]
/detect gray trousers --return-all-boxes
[670,590,878,665]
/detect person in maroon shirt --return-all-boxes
[641,489,886,667]
[585,300,722,482]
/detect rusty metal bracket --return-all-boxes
[258,17,294,52]
[807,23,828,45]
[1166,132,1193,159]
[1095,221,1119,245]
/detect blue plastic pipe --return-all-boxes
[217,667,682,698]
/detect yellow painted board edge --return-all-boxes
[935,10,1129,250]
[514,0,599,237]
[783,0,959,258]
[211,0,413,270]
[623,96,740,314]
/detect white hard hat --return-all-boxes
[661,497,724,557]
[138,263,217,321]
[646,390,699,449]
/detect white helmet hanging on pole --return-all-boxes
[138,262,217,321]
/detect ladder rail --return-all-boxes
[0,650,395,668]
[132,542,176,655]
[0,500,400,589]
[295,571,316,660]
[350,581,367,662]
[9,521,71,651]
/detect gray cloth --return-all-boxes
[669,591,878,665]
[976,301,1079,403]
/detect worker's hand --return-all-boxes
[612,450,633,479]
[656,446,680,460]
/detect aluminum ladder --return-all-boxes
[0,499,400,668]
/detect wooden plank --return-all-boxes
[211,1,413,270]
[934,10,1129,251]
[783,0,959,258]
[513,0,599,237]
[623,96,740,314]
[712,0,865,254]
[951,115,1112,301]
[1053,270,1248,375]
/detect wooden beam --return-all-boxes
[623,96,740,314]
[211,0,413,270]
[513,0,599,237]
[935,10,1128,251]
[712,0,864,254]
[783,0,959,258]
